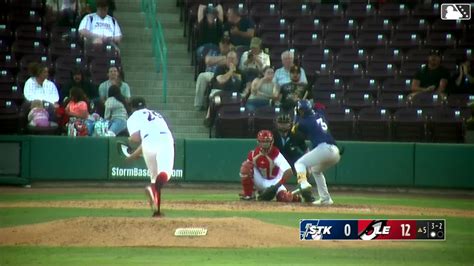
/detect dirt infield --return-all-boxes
[0,200,472,218]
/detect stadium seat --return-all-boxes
[252,106,278,136]
[324,32,355,51]
[257,17,290,36]
[399,62,424,78]
[292,32,323,51]
[446,94,474,109]
[443,48,474,63]
[409,92,444,109]
[260,32,290,51]
[369,48,404,67]
[356,33,388,50]
[8,10,42,27]
[356,107,391,141]
[404,48,431,64]
[0,99,21,134]
[0,83,22,102]
[359,17,393,36]
[215,105,252,138]
[312,90,343,108]
[0,24,13,43]
[333,62,364,80]
[280,2,312,22]
[395,17,430,37]
[344,3,376,21]
[0,54,18,73]
[430,19,465,38]
[335,48,367,68]
[312,76,344,92]
[424,32,457,50]
[249,3,280,24]
[49,26,80,44]
[19,54,53,72]
[0,69,15,84]
[376,92,409,113]
[11,40,47,58]
[378,3,410,21]
[312,4,344,21]
[366,62,398,81]
[392,107,428,142]
[14,25,48,42]
[325,18,358,35]
[389,32,423,50]
[427,108,465,143]
[48,41,83,61]
[343,91,375,111]
[291,17,324,35]
[412,3,441,22]
[55,55,87,74]
[382,77,412,95]
[345,77,379,97]
[324,106,356,140]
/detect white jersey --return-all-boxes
[127,108,172,145]
[78,13,122,38]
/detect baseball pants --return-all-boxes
[142,134,174,184]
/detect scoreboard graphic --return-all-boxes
[300,219,445,241]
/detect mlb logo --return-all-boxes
[441,3,471,20]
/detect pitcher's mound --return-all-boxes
[0,217,309,248]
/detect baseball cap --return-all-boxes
[429,49,441,56]
[249,37,262,49]
[290,65,301,74]
[131,97,146,109]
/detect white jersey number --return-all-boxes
[316,118,328,131]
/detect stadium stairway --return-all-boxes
[113,0,208,139]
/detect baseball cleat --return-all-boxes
[298,180,312,191]
[239,193,256,201]
[145,186,158,213]
[312,198,334,206]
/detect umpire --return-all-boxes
[272,113,307,171]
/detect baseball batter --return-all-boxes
[293,100,340,205]
[126,97,174,217]
[239,130,299,202]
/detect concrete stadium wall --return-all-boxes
[0,136,473,189]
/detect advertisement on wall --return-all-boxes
[108,138,185,181]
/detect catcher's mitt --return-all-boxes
[239,160,254,179]
[117,140,133,158]
[257,184,280,201]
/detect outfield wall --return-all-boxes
[0,136,473,189]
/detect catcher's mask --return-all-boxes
[276,114,292,133]
[257,130,273,153]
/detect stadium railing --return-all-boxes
[142,0,168,103]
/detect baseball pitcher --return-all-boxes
[126,97,174,217]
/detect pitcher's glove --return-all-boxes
[257,184,280,201]
[117,140,133,159]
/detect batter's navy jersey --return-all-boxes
[295,110,336,148]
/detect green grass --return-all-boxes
[0,191,472,210]
[0,191,472,265]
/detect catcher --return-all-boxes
[239,130,300,202]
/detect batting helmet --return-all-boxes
[296,99,314,116]
[257,130,274,152]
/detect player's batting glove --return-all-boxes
[257,184,280,201]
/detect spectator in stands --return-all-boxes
[28,100,58,128]
[65,87,90,119]
[448,58,474,95]
[78,0,122,46]
[195,4,224,60]
[410,49,449,99]
[62,68,97,104]
[279,65,310,112]
[239,37,270,74]
[244,66,279,111]
[273,50,308,87]
[23,63,60,123]
[104,84,129,135]
[224,7,255,48]
[272,113,308,169]
[203,50,241,126]
[194,37,233,111]
[98,66,130,102]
